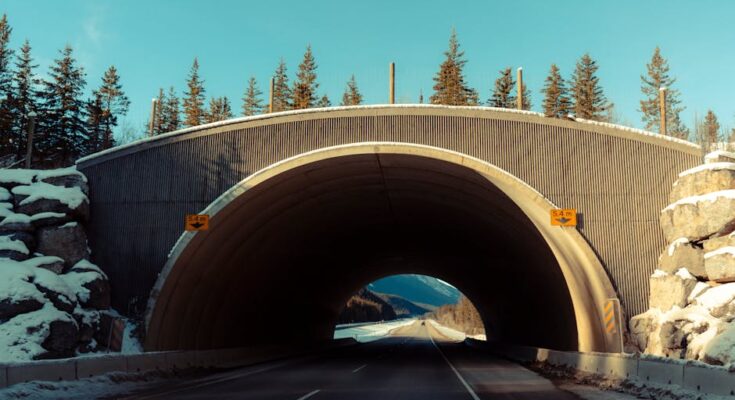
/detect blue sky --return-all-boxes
[2,0,734,139]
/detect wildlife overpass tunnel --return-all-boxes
[75,105,700,354]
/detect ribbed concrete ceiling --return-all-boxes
[145,153,578,351]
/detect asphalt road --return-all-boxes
[124,322,582,399]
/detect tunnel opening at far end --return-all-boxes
[145,143,619,353]
[334,274,487,343]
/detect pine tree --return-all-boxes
[0,14,14,157]
[541,64,571,118]
[640,47,688,138]
[489,67,516,108]
[242,76,263,116]
[40,45,88,165]
[205,96,233,123]
[183,58,206,127]
[571,53,610,120]
[518,70,532,110]
[151,88,166,135]
[162,86,180,132]
[697,110,720,152]
[85,91,105,153]
[341,75,362,106]
[271,59,291,112]
[95,65,129,149]
[11,40,41,160]
[292,45,319,109]
[317,94,331,108]
[430,29,478,105]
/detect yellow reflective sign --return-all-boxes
[550,209,577,226]
[185,214,209,231]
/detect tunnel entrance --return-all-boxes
[144,143,619,353]
[334,273,487,342]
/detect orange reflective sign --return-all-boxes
[185,214,209,231]
[550,209,577,226]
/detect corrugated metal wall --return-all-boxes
[77,108,700,319]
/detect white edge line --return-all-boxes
[429,331,481,400]
[352,364,367,373]
[296,389,321,400]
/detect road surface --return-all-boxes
[124,321,582,399]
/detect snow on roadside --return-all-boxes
[426,319,467,341]
[0,371,169,400]
[333,319,416,342]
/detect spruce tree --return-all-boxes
[40,45,88,165]
[151,88,166,135]
[205,96,233,123]
[430,29,478,105]
[96,66,129,149]
[163,86,181,132]
[640,47,688,138]
[85,91,104,153]
[242,76,263,116]
[519,71,532,110]
[419,89,424,104]
[271,59,291,112]
[698,110,720,151]
[341,75,363,106]
[292,45,319,109]
[571,53,610,120]
[317,94,331,108]
[541,64,571,118]
[0,14,14,156]
[183,58,206,127]
[489,67,516,108]
[11,40,40,160]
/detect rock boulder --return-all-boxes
[649,269,698,311]
[660,191,735,243]
[35,223,89,267]
[704,248,735,283]
[670,164,735,203]
[658,240,706,279]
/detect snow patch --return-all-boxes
[704,321,735,365]
[0,169,37,185]
[30,212,67,222]
[662,189,735,212]
[705,246,735,259]
[12,182,87,209]
[693,283,735,312]
[34,166,87,183]
[678,162,735,178]
[60,221,78,229]
[427,319,467,341]
[0,235,29,254]
[666,237,689,256]
[0,259,47,305]
[0,212,31,226]
[333,319,416,342]
[674,267,695,280]
[651,269,668,278]
[0,186,10,201]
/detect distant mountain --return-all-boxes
[376,293,433,317]
[368,274,460,307]
[337,288,397,324]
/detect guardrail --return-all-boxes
[0,339,356,389]
[470,340,735,397]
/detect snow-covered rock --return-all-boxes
[12,182,89,221]
[0,302,78,361]
[0,233,30,261]
[23,255,65,274]
[36,222,90,268]
[0,259,47,319]
[703,321,735,365]
[658,239,706,279]
[704,247,735,282]
[670,163,735,203]
[36,167,89,195]
[30,211,74,228]
[705,150,735,164]
[692,283,735,318]
[649,269,698,311]
[660,190,735,242]
[0,211,32,232]
[63,260,110,310]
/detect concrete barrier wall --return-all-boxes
[0,339,356,389]
[478,341,735,397]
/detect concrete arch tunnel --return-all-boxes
[76,105,702,354]
[144,143,619,353]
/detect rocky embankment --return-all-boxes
[0,167,117,361]
[629,151,735,366]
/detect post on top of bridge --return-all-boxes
[389,62,395,104]
[269,77,275,113]
[149,98,158,137]
[659,86,667,135]
[516,67,524,110]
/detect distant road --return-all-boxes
[124,321,581,399]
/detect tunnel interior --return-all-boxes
[145,150,584,352]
